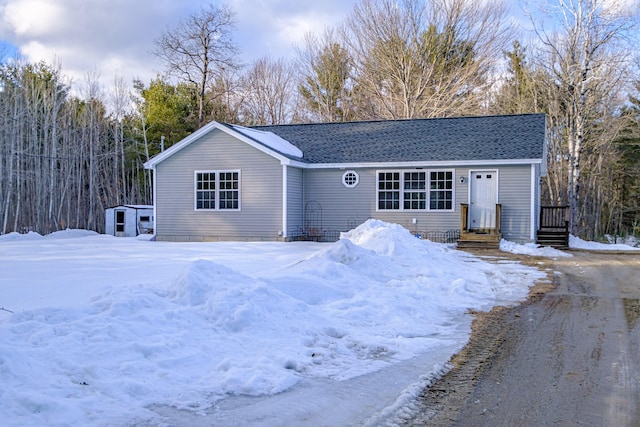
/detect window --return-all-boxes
[195,170,240,210]
[342,170,359,188]
[378,172,400,210]
[404,172,426,210]
[429,171,453,210]
[218,172,239,209]
[377,169,454,211]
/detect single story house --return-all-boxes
[105,205,154,237]
[144,114,547,244]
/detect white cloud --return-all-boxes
[230,0,355,62]
[0,0,202,89]
[601,0,640,16]
[3,0,64,36]
[0,0,357,90]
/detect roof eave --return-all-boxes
[144,121,304,169]
[299,158,544,169]
[144,121,221,169]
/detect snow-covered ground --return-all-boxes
[571,234,640,250]
[0,220,629,426]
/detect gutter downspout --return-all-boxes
[282,164,288,240]
[152,166,157,239]
[530,164,537,241]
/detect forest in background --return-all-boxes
[0,0,639,240]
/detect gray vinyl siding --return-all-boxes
[497,165,533,242]
[152,124,536,242]
[534,164,541,237]
[303,169,373,232]
[155,129,283,241]
[302,165,535,242]
[286,166,304,237]
[303,167,465,234]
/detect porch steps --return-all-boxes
[457,231,502,250]
[536,230,569,249]
[536,206,570,249]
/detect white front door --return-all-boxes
[469,170,497,229]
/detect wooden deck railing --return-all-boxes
[461,203,469,231]
[460,203,501,234]
[539,206,569,231]
[537,206,569,247]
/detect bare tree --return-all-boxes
[153,3,239,126]
[109,74,130,206]
[240,57,297,125]
[532,0,638,235]
[207,67,244,123]
[342,0,513,119]
[0,60,147,235]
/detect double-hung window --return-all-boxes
[195,170,240,210]
[404,172,426,210]
[378,172,400,210]
[377,170,453,211]
[429,171,453,210]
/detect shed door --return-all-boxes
[115,210,126,237]
[469,171,497,229]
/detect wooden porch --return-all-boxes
[536,206,569,248]
[457,203,502,249]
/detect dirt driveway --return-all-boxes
[397,250,640,426]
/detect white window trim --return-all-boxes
[342,170,359,188]
[194,170,241,211]
[427,169,456,212]
[376,169,455,212]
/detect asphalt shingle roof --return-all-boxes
[251,114,545,164]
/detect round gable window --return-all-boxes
[342,170,359,188]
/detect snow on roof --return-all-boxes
[230,124,303,159]
[123,205,153,210]
[106,205,153,210]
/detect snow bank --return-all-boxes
[0,220,546,426]
[0,231,44,241]
[0,229,99,241]
[570,234,640,251]
[45,229,100,239]
[500,239,572,257]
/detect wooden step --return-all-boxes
[458,230,502,249]
[536,230,569,248]
[457,240,501,249]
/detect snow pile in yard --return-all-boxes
[501,234,640,255]
[45,229,99,239]
[500,239,573,257]
[0,231,44,241]
[0,229,99,242]
[0,220,546,426]
[570,234,640,250]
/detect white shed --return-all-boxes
[105,205,154,237]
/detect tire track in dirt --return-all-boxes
[394,251,640,427]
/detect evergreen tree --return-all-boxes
[298,37,354,122]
